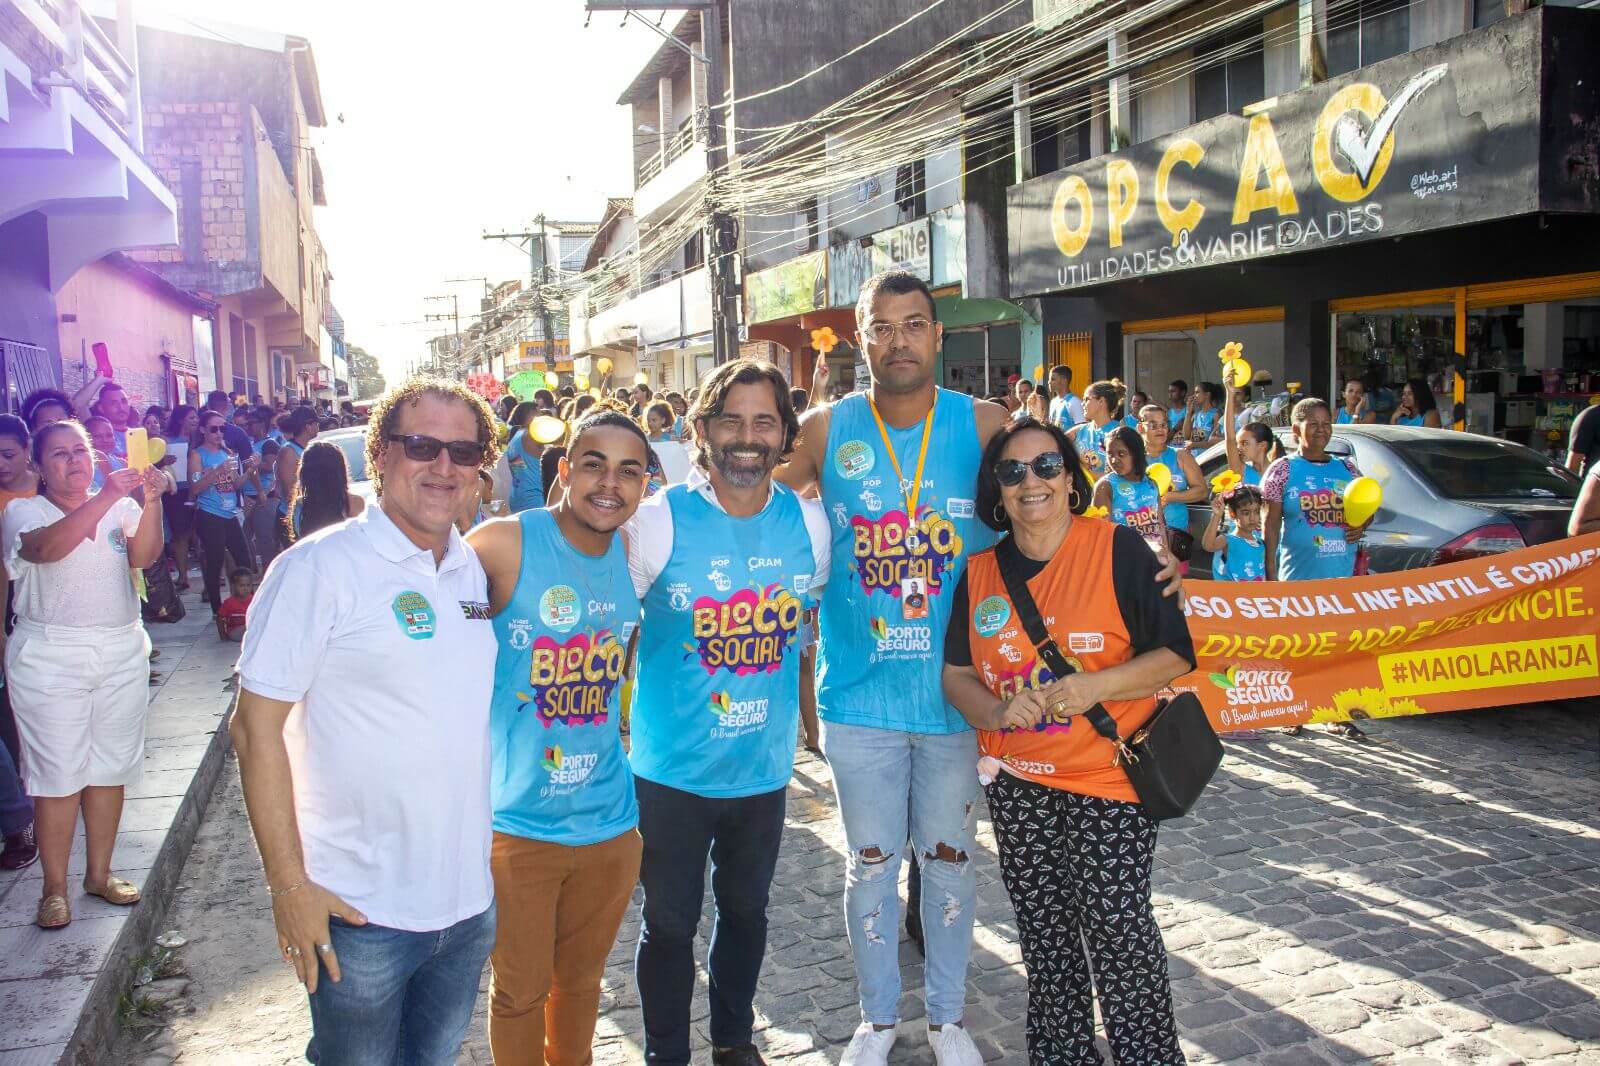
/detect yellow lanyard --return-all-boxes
[868,392,936,536]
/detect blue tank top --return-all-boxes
[490,509,639,845]
[1242,463,1263,487]
[1272,455,1358,580]
[1070,419,1115,481]
[506,430,546,514]
[193,447,239,519]
[1105,473,1165,545]
[1151,446,1191,531]
[1395,413,1425,427]
[1336,406,1369,424]
[1124,414,1140,430]
[631,482,816,798]
[278,441,305,515]
[1215,531,1266,581]
[818,389,995,734]
[1166,405,1186,433]
[240,438,272,498]
[1189,407,1219,442]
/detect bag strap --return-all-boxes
[993,539,1124,748]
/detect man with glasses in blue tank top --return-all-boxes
[778,271,1183,1066]
[622,360,832,1066]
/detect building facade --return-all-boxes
[1006,1,1599,453]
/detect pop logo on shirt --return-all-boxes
[850,508,961,597]
[391,591,435,640]
[1298,486,1349,528]
[521,629,626,727]
[688,583,802,675]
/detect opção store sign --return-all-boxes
[1007,16,1545,296]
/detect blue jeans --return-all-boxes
[306,902,496,1066]
[634,777,786,1064]
[822,720,979,1027]
[0,738,31,836]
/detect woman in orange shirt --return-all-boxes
[941,416,1195,1065]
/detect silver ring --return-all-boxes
[286,945,302,957]
[316,943,333,954]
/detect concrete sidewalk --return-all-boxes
[0,591,239,1066]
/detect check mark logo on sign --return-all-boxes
[1332,63,1449,188]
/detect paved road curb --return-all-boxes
[59,690,237,1066]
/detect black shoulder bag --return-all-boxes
[996,545,1222,820]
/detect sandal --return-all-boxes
[84,876,141,906]
[36,894,71,929]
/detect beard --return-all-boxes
[706,438,776,489]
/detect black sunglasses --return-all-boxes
[993,451,1067,487]
[203,424,223,433]
[387,434,486,467]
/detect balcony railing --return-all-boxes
[637,122,698,187]
[5,0,143,149]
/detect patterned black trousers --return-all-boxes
[986,772,1185,1065]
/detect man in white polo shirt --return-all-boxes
[232,377,501,1066]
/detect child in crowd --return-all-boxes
[1092,425,1167,551]
[216,568,256,642]
[1203,485,1267,581]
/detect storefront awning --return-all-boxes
[935,297,1026,330]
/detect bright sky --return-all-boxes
[146,0,659,383]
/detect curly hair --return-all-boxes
[364,377,501,496]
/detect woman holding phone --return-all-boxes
[188,412,254,615]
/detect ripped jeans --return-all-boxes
[822,720,978,1027]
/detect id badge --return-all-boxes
[901,575,929,620]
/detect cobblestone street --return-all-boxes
[113,702,1600,1065]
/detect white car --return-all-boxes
[314,427,377,508]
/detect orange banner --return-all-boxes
[1176,533,1600,732]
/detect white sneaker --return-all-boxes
[927,1022,983,1066]
[840,1022,897,1065]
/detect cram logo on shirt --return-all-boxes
[850,508,962,598]
[684,583,802,675]
[516,628,626,728]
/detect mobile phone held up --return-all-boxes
[92,342,115,380]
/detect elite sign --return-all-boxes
[1006,18,1542,296]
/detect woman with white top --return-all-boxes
[2,420,164,929]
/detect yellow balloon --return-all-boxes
[529,415,566,445]
[634,372,649,386]
[1224,358,1252,389]
[574,373,590,391]
[1343,476,1383,527]
[1147,462,1173,497]
[596,357,614,375]
[145,436,166,465]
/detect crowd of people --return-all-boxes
[1,266,1596,1066]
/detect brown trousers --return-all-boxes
[488,828,642,1066]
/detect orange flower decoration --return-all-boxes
[1210,469,1243,495]
[810,326,839,354]
[1218,341,1244,364]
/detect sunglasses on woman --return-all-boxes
[993,451,1066,486]
[387,434,486,466]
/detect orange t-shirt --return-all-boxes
[0,485,38,519]
[965,517,1158,803]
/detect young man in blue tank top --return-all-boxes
[467,409,651,1066]
[780,272,1182,1066]
[622,360,832,1066]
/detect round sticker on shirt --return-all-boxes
[834,440,875,481]
[109,528,128,555]
[540,585,581,633]
[392,591,436,640]
[974,595,1011,638]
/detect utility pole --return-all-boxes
[424,293,461,376]
[585,0,739,364]
[483,220,558,373]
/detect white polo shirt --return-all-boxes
[238,504,496,932]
